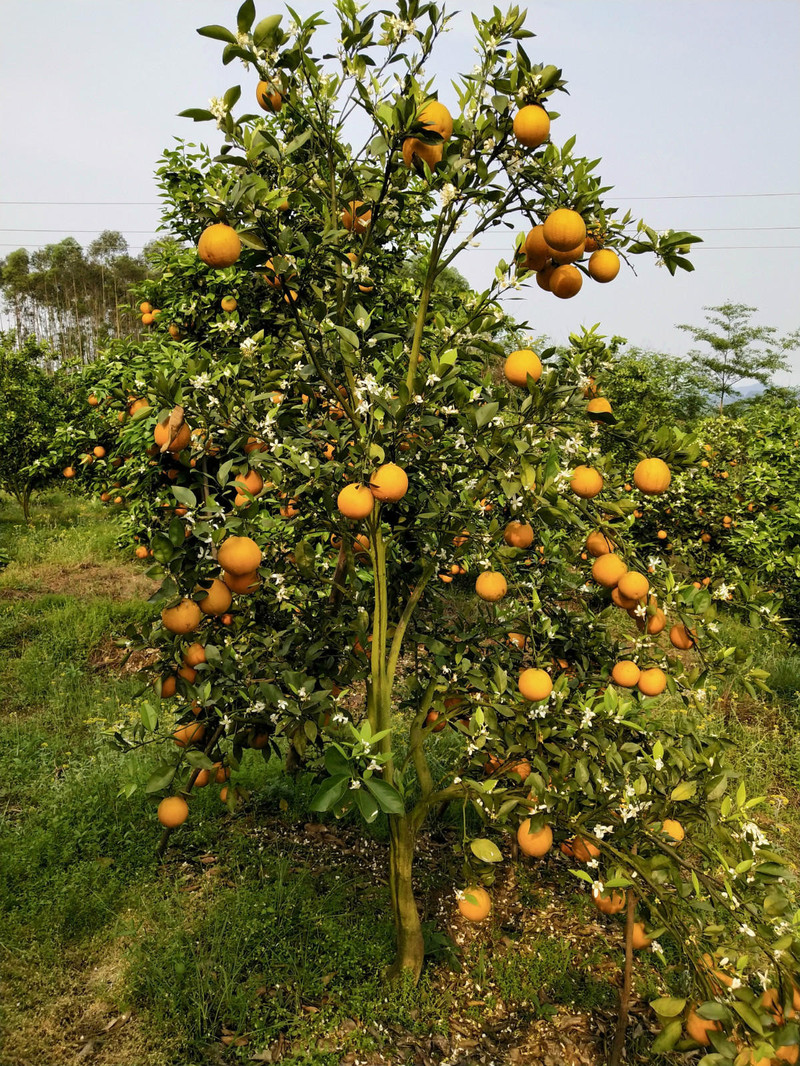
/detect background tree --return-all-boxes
[677,301,800,414]
[604,344,711,425]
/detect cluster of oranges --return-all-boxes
[521,208,620,300]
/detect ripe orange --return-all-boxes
[549,264,583,299]
[551,239,585,265]
[517,819,553,856]
[346,251,374,293]
[525,224,551,263]
[631,922,651,949]
[369,463,409,502]
[457,885,491,921]
[588,249,620,283]
[173,722,206,748]
[162,599,203,634]
[504,521,534,548]
[637,667,667,697]
[592,553,628,588]
[154,419,191,453]
[217,536,262,576]
[183,642,206,668]
[139,302,152,314]
[510,760,531,781]
[570,466,603,499]
[342,200,371,233]
[168,324,182,340]
[685,1008,721,1046]
[232,469,264,498]
[337,483,375,519]
[402,137,443,171]
[504,349,542,386]
[256,80,282,111]
[244,436,268,455]
[475,571,507,602]
[197,223,241,268]
[512,105,550,148]
[591,885,626,914]
[135,545,149,559]
[221,295,237,312]
[62,466,76,478]
[572,836,601,862]
[196,578,233,616]
[157,796,189,828]
[612,661,641,688]
[419,100,454,140]
[661,818,684,843]
[633,458,671,495]
[543,208,586,252]
[587,397,612,416]
[425,710,447,732]
[617,571,649,601]
[585,530,614,557]
[611,586,638,610]
[223,570,261,594]
[141,312,155,325]
[177,664,196,684]
[518,668,552,702]
[669,624,695,650]
[507,632,527,650]
[159,675,177,698]
[536,263,556,291]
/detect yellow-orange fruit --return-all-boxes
[617,571,649,601]
[419,100,454,140]
[587,398,612,416]
[92,446,106,458]
[669,624,695,650]
[685,1008,721,1046]
[157,796,189,828]
[637,667,667,697]
[612,661,641,688]
[162,599,203,634]
[197,223,241,268]
[177,665,196,684]
[504,521,534,548]
[536,263,556,291]
[642,607,667,635]
[512,105,550,148]
[571,466,603,499]
[196,578,233,616]
[220,295,238,312]
[572,836,601,862]
[592,554,628,588]
[550,264,583,299]
[517,819,553,856]
[611,586,638,610]
[217,536,262,576]
[661,818,684,843]
[139,303,152,314]
[632,922,651,949]
[543,208,586,252]
[223,569,261,594]
[232,468,264,498]
[591,885,626,914]
[457,885,491,921]
[634,457,672,495]
[518,668,553,702]
[525,224,551,264]
[182,642,206,668]
[63,466,75,478]
[552,239,585,265]
[168,324,182,340]
[586,530,614,557]
[159,675,177,698]
[475,571,507,602]
[337,483,375,519]
[244,436,268,454]
[154,419,191,454]
[256,80,282,111]
[402,137,443,171]
[504,349,542,386]
[369,463,408,502]
[342,200,371,233]
[173,722,206,748]
[588,248,621,283]
[507,632,527,650]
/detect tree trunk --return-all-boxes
[609,886,636,1065]
[386,813,425,982]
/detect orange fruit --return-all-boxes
[617,571,649,601]
[256,80,282,111]
[223,570,260,594]
[139,302,152,314]
[661,818,684,843]
[232,469,264,500]
[342,200,371,233]
[525,224,551,263]
[551,239,585,264]
[685,1008,721,1046]
[475,571,507,602]
[535,263,556,291]
[135,545,149,559]
[570,466,603,498]
[183,643,206,668]
[669,624,695,650]
[587,398,612,416]
[543,208,586,252]
[217,536,262,576]
[588,249,620,283]
[504,349,542,386]
[159,675,177,698]
[369,463,408,502]
[612,661,640,688]
[637,667,667,697]
[592,553,628,588]
[173,722,206,748]
[153,419,191,454]
[517,819,553,856]
[518,668,552,702]
[63,466,75,479]
[507,632,527,650]
[221,295,238,312]
[549,263,583,299]
[244,436,268,454]
[162,600,203,634]
[510,760,531,781]
[633,458,671,495]
[591,885,626,914]
[402,137,443,171]
[168,324,182,340]
[504,521,534,548]
[585,530,614,557]
[157,796,189,828]
[196,578,233,616]
[197,223,241,268]
[177,664,196,684]
[457,885,491,921]
[611,586,638,610]
[419,100,454,140]
[631,922,651,949]
[512,104,550,148]
[337,483,375,519]
[572,836,601,862]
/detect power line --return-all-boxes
[3,225,800,236]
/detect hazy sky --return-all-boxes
[1,1,799,380]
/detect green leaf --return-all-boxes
[334,324,360,349]
[185,750,215,769]
[475,401,499,429]
[150,533,174,564]
[236,0,256,33]
[252,13,282,48]
[309,774,349,812]
[650,997,687,1019]
[172,486,197,507]
[731,1001,763,1035]
[140,702,157,732]
[363,777,405,815]
[324,747,350,776]
[354,787,380,824]
[145,762,177,793]
[650,1019,683,1053]
[671,780,698,801]
[178,109,215,122]
[197,24,237,43]
[470,838,503,863]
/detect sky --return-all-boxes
[1,0,799,380]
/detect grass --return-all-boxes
[1,490,799,1065]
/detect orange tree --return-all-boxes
[65,3,800,1058]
